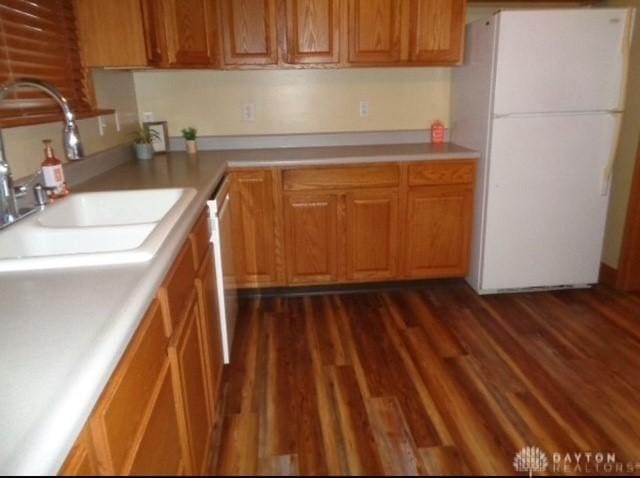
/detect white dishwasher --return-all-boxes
[207,176,238,364]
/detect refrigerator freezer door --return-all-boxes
[480,113,618,292]
[493,9,631,115]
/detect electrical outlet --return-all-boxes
[98,116,107,136]
[142,112,154,122]
[242,102,256,122]
[359,100,369,118]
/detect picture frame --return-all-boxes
[143,121,170,153]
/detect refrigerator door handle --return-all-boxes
[601,112,624,196]
[615,8,635,111]
[601,9,635,195]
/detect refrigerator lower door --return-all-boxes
[479,113,619,292]
[493,9,632,115]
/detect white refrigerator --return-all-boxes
[452,8,635,294]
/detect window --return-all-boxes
[0,0,92,127]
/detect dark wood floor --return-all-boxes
[212,280,640,476]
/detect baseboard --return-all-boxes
[599,262,619,288]
[236,278,464,299]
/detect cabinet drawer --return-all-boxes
[159,239,197,336]
[190,208,211,270]
[408,161,475,186]
[283,163,400,191]
[90,300,168,474]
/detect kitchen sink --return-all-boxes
[38,188,189,228]
[0,188,197,272]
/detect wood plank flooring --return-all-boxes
[212,281,640,475]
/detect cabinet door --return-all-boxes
[347,0,403,63]
[229,170,279,287]
[285,0,341,64]
[220,0,278,65]
[128,361,185,475]
[284,192,339,284]
[405,185,473,278]
[345,189,399,281]
[168,297,214,475]
[163,0,220,66]
[195,246,224,423]
[141,0,168,66]
[75,0,149,67]
[89,300,170,474]
[59,426,99,476]
[408,0,465,64]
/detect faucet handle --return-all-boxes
[33,183,49,206]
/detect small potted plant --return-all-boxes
[182,127,198,155]
[132,126,159,160]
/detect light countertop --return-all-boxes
[0,143,477,475]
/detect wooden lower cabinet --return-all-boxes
[345,189,399,281]
[278,159,476,286]
[60,207,223,476]
[229,169,282,288]
[168,295,214,475]
[59,427,99,476]
[284,191,339,284]
[405,184,473,278]
[127,362,185,475]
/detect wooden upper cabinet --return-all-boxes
[347,0,403,63]
[163,0,220,66]
[141,0,168,66]
[408,0,465,64]
[284,192,339,285]
[345,189,399,281]
[75,0,149,67]
[229,170,280,287]
[285,0,341,64]
[220,0,278,65]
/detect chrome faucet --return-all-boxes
[0,78,84,228]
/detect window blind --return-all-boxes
[0,0,91,127]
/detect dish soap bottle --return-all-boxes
[41,139,69,200]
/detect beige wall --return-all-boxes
[133,67,451,137]
[3,69,139,179]
[602,0,640,267]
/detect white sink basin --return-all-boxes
[0,188,197,272]
[38,188,188,228]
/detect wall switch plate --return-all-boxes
[142,112,154,122]
[359,100,369,118]
[242,102,256,122]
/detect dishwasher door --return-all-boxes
[208,177,237,363]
